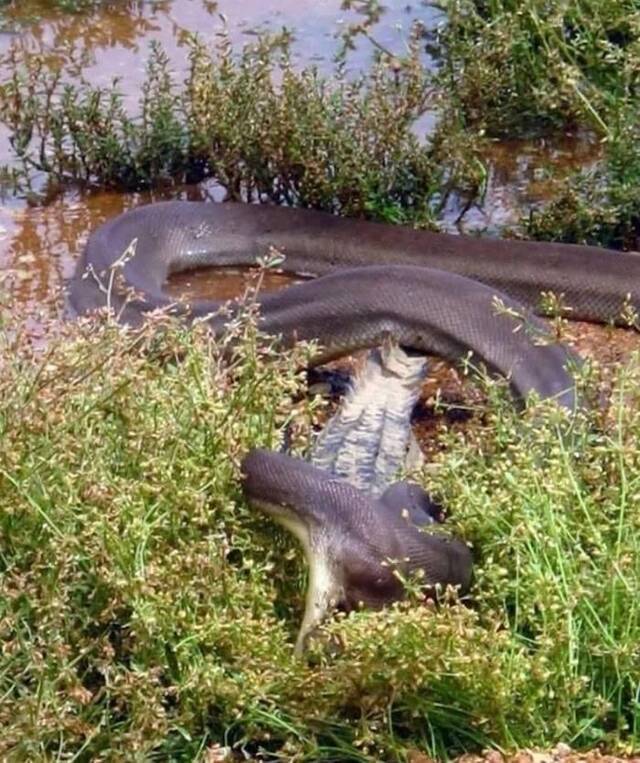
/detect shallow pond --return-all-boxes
[0,0,601,320]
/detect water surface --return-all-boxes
[0,0,600,318]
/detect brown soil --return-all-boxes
[309,318,640,460]
[409,321,640,457]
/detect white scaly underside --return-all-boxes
[310,341,427,495]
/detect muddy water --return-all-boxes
[166,266,305,302]
[0,0,601,319]
[0,0,441,314]
[459,133,602,233]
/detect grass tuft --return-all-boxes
[0,291,639,758]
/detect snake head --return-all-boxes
[241,449,472,654]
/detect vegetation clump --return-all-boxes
[427,0,640,246]
[0,29,483,226]
[1,288,639,759]
[523,113,640,250]
[342,0,640,245]
[5,1,640,244]
[434,0,640,137]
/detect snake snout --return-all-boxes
[241,449,473,651]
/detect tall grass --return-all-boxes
[1,294,639,759]
[435,0,640,136]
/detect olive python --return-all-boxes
[69,200,640,652]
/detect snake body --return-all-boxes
[71,201,587,404]
[69,200,638,651]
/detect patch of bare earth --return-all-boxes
[411,322,640,457]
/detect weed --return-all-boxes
[0,28,484,224]
[1,291,639,758]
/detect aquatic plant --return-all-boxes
[0,29,484,226]
[339,0,640,246]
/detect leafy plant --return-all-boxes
[1,285,639,759]
[0,29,484,225]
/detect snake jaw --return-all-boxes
[243,495,345,655]
[294,539,344,656]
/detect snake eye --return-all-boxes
[225,548,243,568]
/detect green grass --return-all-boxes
[434,0,640,137]
[1,291,639,759]
[1,3,640,758]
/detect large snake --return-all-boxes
[69,200,640,652]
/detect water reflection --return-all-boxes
[459,133,602,234]
[1,2,167,75]
[0,0,438,319]
[0,0,426,97]
[166,266,306,302]
[0,180,224,308]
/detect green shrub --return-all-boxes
[0,295,316,759]
[1,289,639,759]
[0,29,484,225]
